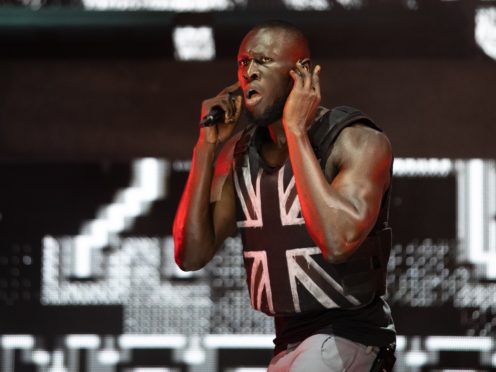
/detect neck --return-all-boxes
[267,121,287,149]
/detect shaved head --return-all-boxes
[244,20,310,61]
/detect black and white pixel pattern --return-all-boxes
[1,159,496,371]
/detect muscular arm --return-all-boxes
[283,62,391,263]
[173,83,241,272]
[172,141,237,271]
[285,124,392,263]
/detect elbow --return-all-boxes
[324,215,373,263]
[174,256,190,272]
[311,207,374,263]
[320,230,363,264]
[173,231,212,272]
[323,241,356,263]
[172,219,199,271]
[174,245,206,272]
[175,256,204,272]
[173,238,206,272]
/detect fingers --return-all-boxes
[289,69,301,90]
[291,61,321,94]
[223,96,234,120]
[296,60,312,90]
[289,69,301,85]
[224,94,243,124]
[199,82,242,145]
[313,65,321,98]
[289,62,306,88]
[224,104,233,124]
[215,81,242,123]
[218,81,240,96]
[201,93,241,125]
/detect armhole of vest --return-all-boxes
[234,125,257,154]
[320,113,380,175]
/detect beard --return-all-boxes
[244,93,288,127]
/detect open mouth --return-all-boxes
[247,89,258,99]
[246,88,262,106]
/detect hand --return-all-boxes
[283,61,321,136]
[199,82,243,145]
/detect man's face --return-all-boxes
[237,28,301,126]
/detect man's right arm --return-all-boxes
[172,83,242,271]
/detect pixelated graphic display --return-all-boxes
[1,159,496,371]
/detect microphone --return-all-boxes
[200,92,240,127]
[199,106,225,128]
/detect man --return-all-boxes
[173,21,396,371]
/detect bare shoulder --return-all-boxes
[324,123,392,186]
[333,123,392,165]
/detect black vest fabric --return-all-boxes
[233,106,392,316]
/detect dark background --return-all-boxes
[0,2,495,161]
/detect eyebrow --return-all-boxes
[238,51,273,60]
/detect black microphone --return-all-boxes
[199,106,225,128]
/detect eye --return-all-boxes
[260,56,272,64]
[238,58,250,67]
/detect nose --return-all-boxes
[243,60,260,82]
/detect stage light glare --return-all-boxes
[48,350,67,372]
[396,336,407,351]
[118,335,187,349]
[476,7,496,61]
[98,348,121,365]
[393,158,453,177]
[173,26,216,61]
[82,0,232,11]
[71,237,95,278]
[32,350,51,365]
[182,336,206,365]
[1,335,35,349]
[405,351,428,366]
[203,335,274,348]
[66,335,101,349]
[425,336,493,351]
[282,0,329,10]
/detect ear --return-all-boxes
[300,58,311,71]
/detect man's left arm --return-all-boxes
[283,62,392,263]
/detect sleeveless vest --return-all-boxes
[233,106,392,316]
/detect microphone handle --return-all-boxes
[200,107,225,127]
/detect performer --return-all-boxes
[173,21,396,371]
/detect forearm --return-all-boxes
[286,132,366,262]
[173,140,218,271]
